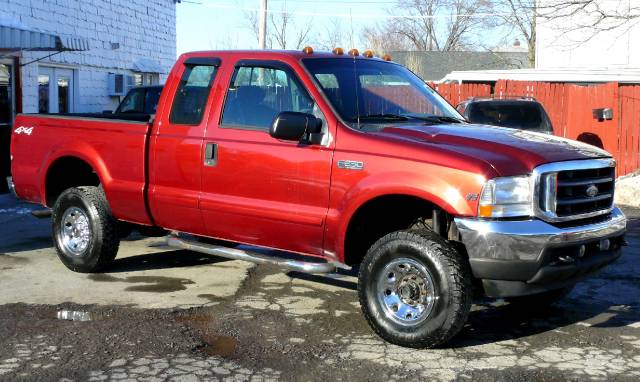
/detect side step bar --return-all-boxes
[167,233,351,274]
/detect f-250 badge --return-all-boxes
[14,126,34,135]
[337,160,364,170]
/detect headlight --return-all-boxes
[478,176,532,218]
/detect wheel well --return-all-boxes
[344,195,447,266]
[45,157,100,206]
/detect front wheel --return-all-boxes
[52,186,120,273]
[358,230,472,348]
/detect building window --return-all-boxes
[38,74,49,113]
[133,72,160,87]
[39,66,75,114]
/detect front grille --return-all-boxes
[555,167,614,217]
[535,159,616,222]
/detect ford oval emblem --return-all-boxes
[585,184,599,198]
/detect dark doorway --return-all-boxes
[0,62,14,193]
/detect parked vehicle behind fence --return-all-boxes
[457,97,554,134]
[9,49,627,348]
[113,85,163,115]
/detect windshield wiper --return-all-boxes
[402,114,465,124]
[355,113,411,121]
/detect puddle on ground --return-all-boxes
[88,274,195,293]
[201,334,237,357]
[0,255,28,264]
[197,294,226,303]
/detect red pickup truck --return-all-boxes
[9,50,627,348]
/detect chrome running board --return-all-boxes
[167,233,351,274]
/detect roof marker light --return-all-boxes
[333,47,344,55]
[348,48,359,56]
[302,46,314,54]
[363,50,374,58]
[382,54,392,61]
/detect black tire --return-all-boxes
[358,230,472,348]
[52,186,120,273]
[507,286,574,308]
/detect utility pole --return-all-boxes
[258,0,268,49]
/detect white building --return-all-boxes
[1,0,176,116]
[0,0,176,191]
[536,0,640,69]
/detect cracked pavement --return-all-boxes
[0,193,639,381]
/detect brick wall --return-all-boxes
[5,0,176,112]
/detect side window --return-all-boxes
[117,89,144,114]
[169,64,218,125]
[221,66,314,130]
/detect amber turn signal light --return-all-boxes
[478,205,493,218]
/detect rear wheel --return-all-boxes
[358,230,472,348]
[52,186,120,272]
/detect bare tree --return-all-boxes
[375,0,490,52]
[487,0,536,66]
[318,18,346,50]
[362,23,412,53]
[539,0,639,38]
[242,7,272,48]
[242,3,314,50]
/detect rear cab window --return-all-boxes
[169,60,219,125]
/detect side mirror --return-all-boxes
[270,111,322,142]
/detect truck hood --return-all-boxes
[375,124,611,176]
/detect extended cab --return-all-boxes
[9,50,627,348]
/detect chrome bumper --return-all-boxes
[455,207,626,262]
[6,176,16,197]
[454,207,626,297]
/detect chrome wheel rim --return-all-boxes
[376,258,437,326]
[59,207,92,256]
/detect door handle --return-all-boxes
[204,142,217,167]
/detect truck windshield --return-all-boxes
[302,58,463,128]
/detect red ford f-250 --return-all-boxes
[9,49,627,348]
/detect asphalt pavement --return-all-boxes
[1,193,639,381]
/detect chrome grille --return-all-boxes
[555,167,614,217]
[534,159,616,222]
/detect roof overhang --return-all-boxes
[0,20,89,52]
[439,68,640,84]
[132,58,164,73]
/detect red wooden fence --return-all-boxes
[429,81,640,176]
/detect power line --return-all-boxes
[195,2,517,19]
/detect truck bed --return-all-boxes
[11,113,153,225]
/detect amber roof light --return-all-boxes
[332,47,344,55]
[348,48,359,56]
[302,46,314,54]
[382,54,392,61]
[363,50,374,58]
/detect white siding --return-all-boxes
[5,0,176,112]
[536,0,639,69]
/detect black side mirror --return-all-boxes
[270,111,322,142]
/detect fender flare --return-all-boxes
[39,141,113,205]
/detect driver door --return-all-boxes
[200,61,333,256]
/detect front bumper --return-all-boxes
[454,207,627,297]
[6,176,16,197]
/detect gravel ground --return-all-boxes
[1,194,639,381]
